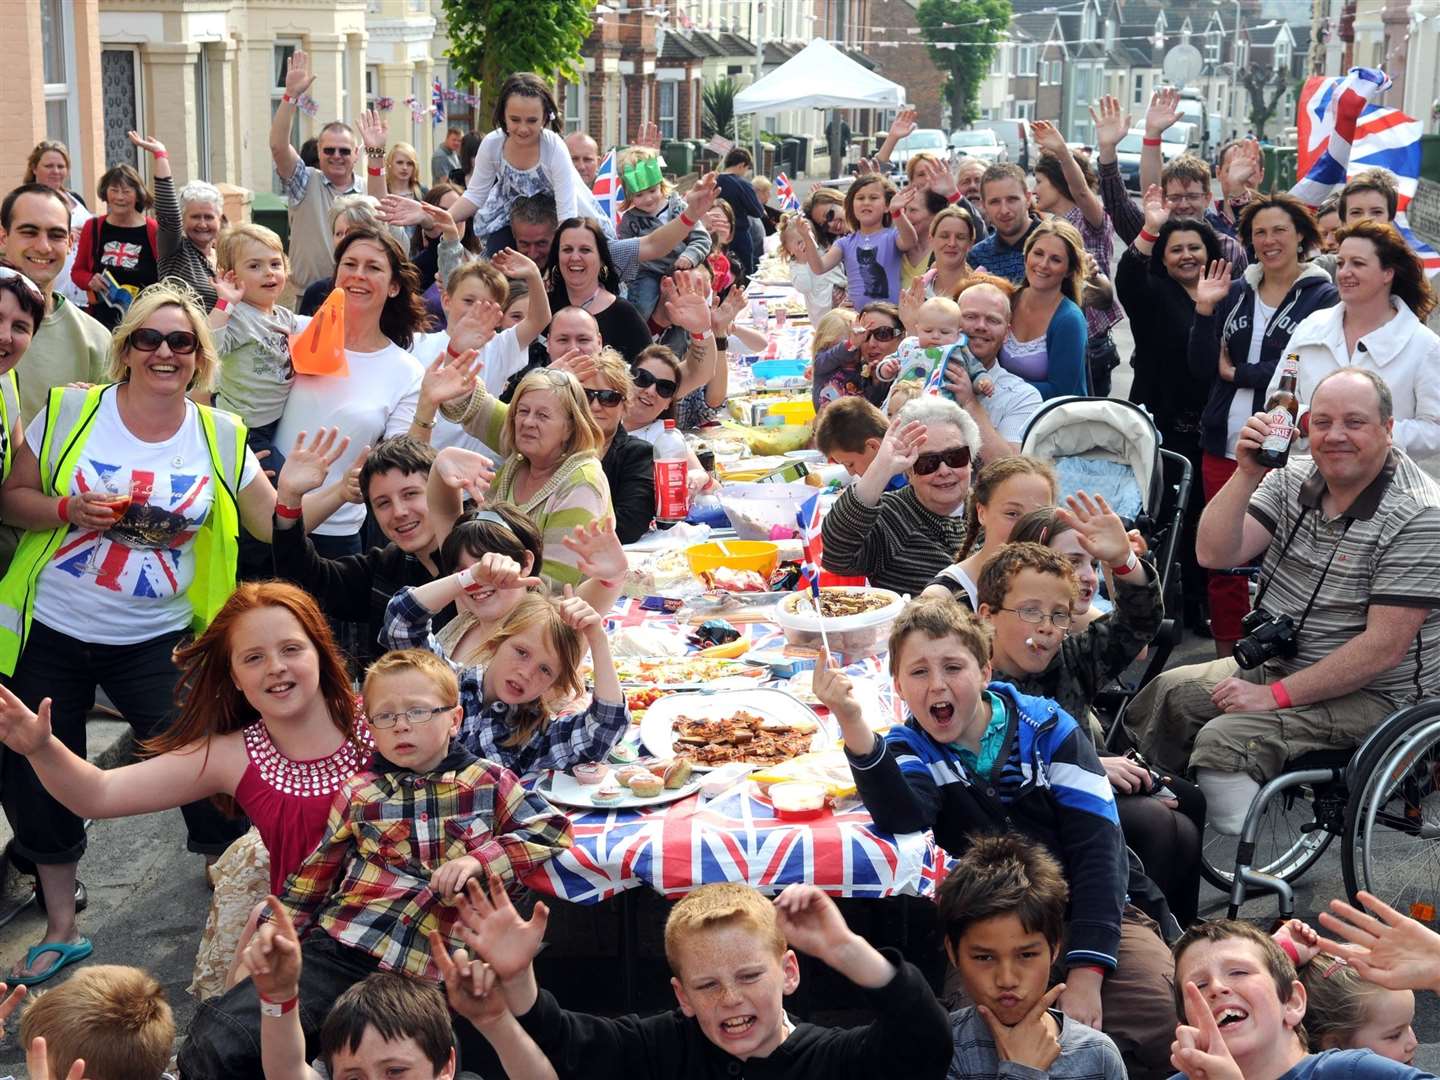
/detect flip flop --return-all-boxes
[12,938,93,987]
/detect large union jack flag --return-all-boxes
[1293,67,1440,275]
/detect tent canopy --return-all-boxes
[733,38,904,114]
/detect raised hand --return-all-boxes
[1273,918,1323,967]
[1223,139,1262,193]
[356,109,388,151]
[126,130,166,157]
[417,200,461,243]
[561,518,627,584]
[453,873,550,983]
[1315,891,1440,993]
[433,446,496,506]
[871,418,928,479]
[888,184,917,220]
[811,648,863,730]
[457,553,544,597]
[0,683,53,756]
[556,585,602,638]
[1089,95,1131,155]
[283,50,317,100]
[635,121,662,150]
[240,896,303,1004]
[1030,120,1068,157]
[887,107,918,143]
[1194,259,1232,314]
[548,348,599,383]
[1055,491,1132,567]
[340,444,369,504]
[898,275,926,331]
[214,270,246,308]
[25,1037,87,1080]
[662,269,712,334]
[276,427,351,500]
[448,299,504,356]
[1170,981,1244,1080]
[490,247,541,283]
[684,172,719,220]
[978,984,1065,1070]
[711,286,746,338]
[430,932,509,1028]
[1141,183,1169,234]
[915,156,958,200]
[378,193,427,228]
[773,885,856,964]
[421,347,484,408]
[432,855,484,900]
[1145,86,1182,139]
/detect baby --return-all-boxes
[879,296,992,411]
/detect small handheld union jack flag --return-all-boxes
[592,150,624,229]
[774,172,800,212]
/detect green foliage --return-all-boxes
[442,0,595,120]
[703,77,741,139]
[916,0,1012,127]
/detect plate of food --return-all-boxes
[611,656,770,688]
[639,687,832,768]
[537,760,702,811]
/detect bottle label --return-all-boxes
[654,458,688,521]
[1261,408,1294,454]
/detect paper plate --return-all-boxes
[639,687,833,766]
[537,769,702,811]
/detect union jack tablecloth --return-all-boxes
[523,779,945,904]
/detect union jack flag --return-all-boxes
[774,172,801,212]
[1293,67,1440,275]
[431,79,445,125]
[591,150,624,229]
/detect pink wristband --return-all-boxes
[153,150,169,160]
[1271,680,1293,709]
[1275,936,1300,965]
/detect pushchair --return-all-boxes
[1020,396,1194,722]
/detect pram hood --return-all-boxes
[1020,396,1161,517]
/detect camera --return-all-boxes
[1233,608,1298,670]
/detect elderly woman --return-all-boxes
[24,140,92,309]
[71,164,159,330]
[0,279,283,983]
[820,396,979,597]
[579,349,655,543]
[545,217,652,362]
[128,132,222,310]
[439,366,611,588]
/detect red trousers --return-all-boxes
[1201,451,1252,643]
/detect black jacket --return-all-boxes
[604,428,655,544]
[1115,245,1212,438]
[1188,263,1340,458]
[516,947,952,1080]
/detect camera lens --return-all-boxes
[1233,638,1264,670]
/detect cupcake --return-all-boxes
[573,762,610,786]
[615,764,650,788]
[627,771,664,798]
[591,778,625,805]
[663,758,693,790]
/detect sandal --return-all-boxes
[12,937,93,987]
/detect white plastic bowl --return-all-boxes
[774,587,905,661]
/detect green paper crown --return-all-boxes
[623,157,664,194]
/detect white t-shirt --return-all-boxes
[410,326,530,463]
[274,342,423,535]
[27,396,261,644]
[1225,295,1276,460]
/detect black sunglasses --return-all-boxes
[855,325,903,343]
[632,368,678,398]
[912,446,972,475]
[820,207,840,228]
[321,147,354,157]
[585,387,625,407]
[129,328,199,355]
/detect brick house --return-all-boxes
[864,0,949,129]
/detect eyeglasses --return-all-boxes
[0,265,44,306]
[129,328,199,354]
[997,606,1073,629]
[632,367,678,398]
[369,705,452,729]
[1164,192,1207,206]
[854,325,903,343]
[321,147,354,158]
[912,446,972,475]
[585,387,626,407]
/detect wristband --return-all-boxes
[946,190,963,204]
[1271,679,1294,709]
[598,577,623,588]
[275,503,303,520]
[258,993,299,1018]
[1275,936,1300,965]
[213,298,230,313]
[690,331,712,341]
[1138,228,1159,244]
[679,211,697,227]
[57,496,70,523]
[365,146,387,159]
[281,93,295,105]
[1110,550,1139,576]
[153,150,169,160]
[1142,136,1162,147]
[1073,964,1107,977]
[413,415,437,430]
[367,165,383,177]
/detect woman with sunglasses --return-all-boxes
[821,396,979,597]
[129,132,223,311]
[0,280,318,985]
[812,301,905,411]
[543,218,652,363]
[580,349,655,543]
[619,345,712,500]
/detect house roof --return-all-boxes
[763,40,804,65]
[838,44,878,69]
[657,29,705,61]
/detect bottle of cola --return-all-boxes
[1257,353,1300,470]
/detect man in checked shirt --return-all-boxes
[179,648,573,1080]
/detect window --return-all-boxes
[658,81,678,140]
[990,47,1008,76]
[563,77,584,132]
[1133,75,1146,106]
[1015,100,1035,120]
[193,46,211,181]
[1042,59,1062,85]
[1018,45,1036,73]
[1205,31,1221,64]
[272,43,302,191]
[41,0,80,163]
[365,65,379,110]
[1276,37,1292,70]
[1081,3,1097,42]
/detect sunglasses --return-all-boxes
[855,325,903,343]
[321,147,354,158]
[0,266,43,306]
[912,446,972,475]
[821,207,840,227]
[129,328,199,355]
[585,387,626,407]
[632,368,678,398]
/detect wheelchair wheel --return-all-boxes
[1199,780,1338,891]
[1342,717,1440,912]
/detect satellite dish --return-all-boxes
[1163,44,1205,88]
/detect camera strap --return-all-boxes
[1252,507,1353,638]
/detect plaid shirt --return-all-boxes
[1061,206,1124,339]
[280,743,572,980]
[381,588,631,778]
[965,217,1040,284]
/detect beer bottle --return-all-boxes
[1257,353,1300,469]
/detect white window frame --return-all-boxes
[1276,37,1292,70]
[563,77,585,133]
[658,80,678,140]
[41,0,83,177]
[990,47,1008,76]
[1205,31,1221,64]
[1018,44,1036,73]
[1133,75,1146,106]
[272,40,302,148]
[1041,59,1062,85]
[1014,100,1035,120]
[194,45,211,181]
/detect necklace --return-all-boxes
[244,721,374,798]
[577,286,603,310]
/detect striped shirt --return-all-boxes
[380,588,631,777]
[1247,449,1440,699]
[279,743,572,980]
[1062,205,1124,339]
[153,176,217,311]
[949,1006,1128,1080]
[821,483,969,597]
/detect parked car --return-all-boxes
[1114,123,1197,191]
[949,128,1007,165]
[890,128,951,176]
[972,118,1036,171]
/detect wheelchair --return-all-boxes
[1197,699,1440,919]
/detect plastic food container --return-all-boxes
[773,587,906,662]
[718,482,818,541]
[685,539,780,579]
[768,780,829,820]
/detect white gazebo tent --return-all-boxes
[733,38,905,177]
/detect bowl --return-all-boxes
[685,539,780,580]
[718,482,818,541]
[773,586,906,661]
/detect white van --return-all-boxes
[972,119,1036,171]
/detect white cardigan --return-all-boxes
[462,128,578,226]
[1271,296,1440,475]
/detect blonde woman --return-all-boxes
[385,141,426,200]
[999,218,1091,399]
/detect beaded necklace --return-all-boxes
[243,721,374,799]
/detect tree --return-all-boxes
[1238,62,1290,140]
[442,0,595,121]
[702,77,741,140]
[916,0,1012,128]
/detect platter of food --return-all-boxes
[538,760,702,810]
[611,656,770,688]
[639,687,832,767]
